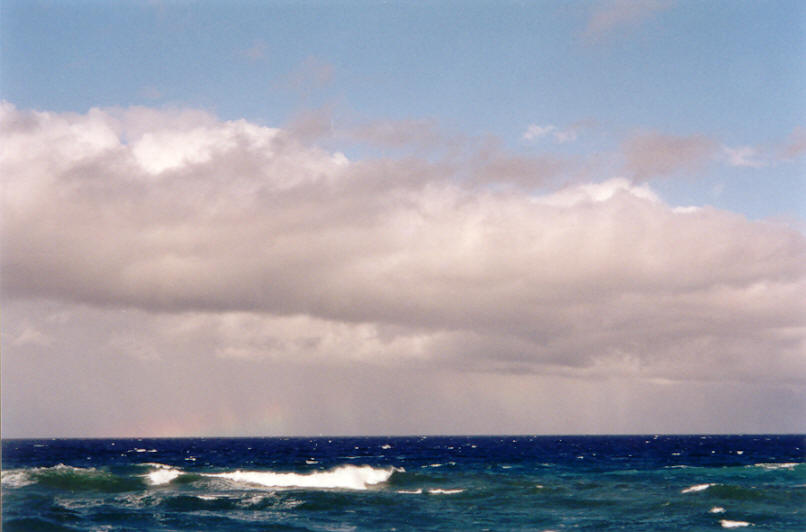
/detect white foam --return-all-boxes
[753,462,799,470]
[396,488,423,494]
[205,465,397,491]
[1,469,34,488]
[381,444,392,450]
[146,465,182,485]
[681,483,713,493]
[427,488,464,495]
[720,520,751,528]
[709,507,726,514]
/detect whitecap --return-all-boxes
[205,465,398,491]
[681,483,713,493]
[1,469,34,488]
[396,488,423,494]
[752,462,799,471]
[427,488,464,495]
[196,494,224,501]
[720,520,751,528]
[709,507,726,514]
[381,444,392,450]
[146,465,182,486]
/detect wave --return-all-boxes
[145,464,182,485]
[720,520,751,528]
[751,462,800,471]
[3,464,144,492]
[681,483,713,493]
[1,469,36,488]
[204,465,399,491]
[427,488,464,495]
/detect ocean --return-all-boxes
[2,435,803,531]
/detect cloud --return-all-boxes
[239,39,267,61]
[348,118,451,151]
[523,124,557,141]
[722,145,768,168]
[781,126,806,159]
[582,0,673,42]
[622,130,719,180]
[281,56,335,93]
[522,123,582,144]
[12,325,53,347]
[1,103,804,390]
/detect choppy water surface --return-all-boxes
[2,435,804,531]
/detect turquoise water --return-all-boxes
[2,435,804,531]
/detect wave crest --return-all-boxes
[205,465,399,490]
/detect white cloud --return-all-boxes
[522,123,579,144]
[523,124,557,141]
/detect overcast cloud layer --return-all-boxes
[2,103,805,436]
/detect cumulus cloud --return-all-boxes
[2,103,804,392]
[582,0,673,42]
[622,130,719,181]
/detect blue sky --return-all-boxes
[2,1,805,436]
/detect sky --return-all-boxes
[1,0,804,437]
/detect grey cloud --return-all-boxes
[3,299,803,437]
[622,130,719,180]
[1,103,804,392]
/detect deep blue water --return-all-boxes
[2,435,804,531]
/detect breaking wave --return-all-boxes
[204,465,400,490]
